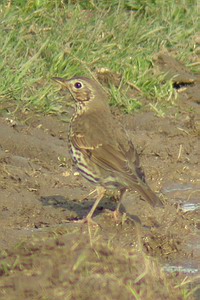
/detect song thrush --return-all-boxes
[53,76,163,222]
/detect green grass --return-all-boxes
[0,0,199,115]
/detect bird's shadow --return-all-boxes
[40,195,118,219]
[40,194,141,223]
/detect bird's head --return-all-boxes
[52,76,108,112]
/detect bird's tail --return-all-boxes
[136,181,164,208]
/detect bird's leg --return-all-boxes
[113,188,127,220]
[72,187,105,226]
[86,186,106,223]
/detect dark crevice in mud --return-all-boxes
[173,81,195,90]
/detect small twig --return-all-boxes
[177,144,183,162]
[127,80,142,92]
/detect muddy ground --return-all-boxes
[0,54,200,299]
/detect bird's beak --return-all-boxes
[52,77,69,88]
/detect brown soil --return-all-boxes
[0,54,200,299]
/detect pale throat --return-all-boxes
[75,101,88,115]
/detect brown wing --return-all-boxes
[71,114,141,185]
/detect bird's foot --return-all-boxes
[113,209,121,222]
[104,209,124,225]
[104,209,136,226]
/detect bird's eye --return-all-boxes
[74,82,82,89]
